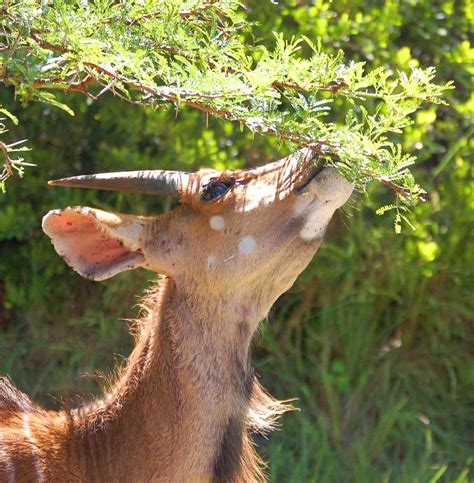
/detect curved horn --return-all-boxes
[48,170,191,196]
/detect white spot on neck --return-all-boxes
[207,255,217,269]
[209,216,225,231]
[238,235,257,255]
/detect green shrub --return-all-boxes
[1,1,472,481]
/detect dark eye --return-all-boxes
[201,178,234,202]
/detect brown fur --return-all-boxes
[1,149,353,481]
[1,280,288,482]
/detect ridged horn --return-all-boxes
[48,170,191,196]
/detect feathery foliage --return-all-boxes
[0,0,452,214]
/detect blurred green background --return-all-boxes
[1,1,472,481]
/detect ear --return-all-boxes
[42,207,150,281]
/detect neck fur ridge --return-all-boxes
[69,277,292,482]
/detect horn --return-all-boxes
[48,170,191,196]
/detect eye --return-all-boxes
[201,178,235,202]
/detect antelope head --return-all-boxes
[1,148,354,483]
[42,148,353,328]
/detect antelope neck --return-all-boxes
[80,277,257,481]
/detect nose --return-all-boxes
[311,167,354,207]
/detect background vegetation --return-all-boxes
[1,0,472,481]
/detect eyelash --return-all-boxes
[201,178,235,202]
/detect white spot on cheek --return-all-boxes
[207,255,217,269]
[238,235,257,255]
[210,216,225,231]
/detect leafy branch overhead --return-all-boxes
[0,0,452,208]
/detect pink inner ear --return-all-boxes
[43,209,145,281]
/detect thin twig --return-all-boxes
[0,140,13,182]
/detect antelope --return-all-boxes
[0,147,353,482]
